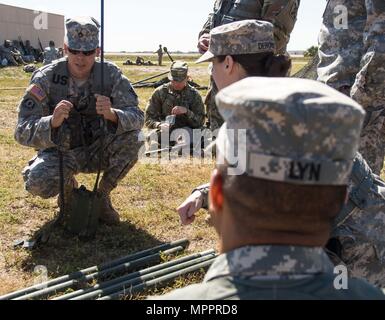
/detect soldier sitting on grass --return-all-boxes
[145,61,205,150]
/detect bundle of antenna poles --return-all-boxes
[0,239,217,300]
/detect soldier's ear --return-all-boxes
[209,169,224,212]
[224,55,235,72]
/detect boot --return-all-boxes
[99,194,120,226]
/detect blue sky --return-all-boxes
[0,0,325,51]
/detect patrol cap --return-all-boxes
[168,61,188,82]
[196,19,276,64]
[65,17,100,51]
[215,77,366,186]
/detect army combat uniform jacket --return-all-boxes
[15,57,143,151]
[145,83,205,130]
[317,1,385,287]
[200,0,300,131]
[153,246,384,300]
[14,57,144,198]
[318,0,385,175]
[194,152,385,287]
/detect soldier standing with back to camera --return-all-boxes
[14,17,144,226]
[198,0,301,131]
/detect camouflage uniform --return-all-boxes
[156,246,383,300]
[155,77,385,299]
[194,20,385,288]
[199,0,301,131]
[193,20,278,213]
[196,153,385,287]
[145,84,205,130]
[14,17,144,220]
[326,152,385,287]
[43,46,60,65]
[318,0,385,175]
[318,0,385,286]
[145,61,205,146]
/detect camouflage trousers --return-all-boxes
[22,130,143,198]
[329,205,385,287]
[358,106,385,176]
[328,153,385,287]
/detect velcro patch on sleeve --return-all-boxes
[27,84,47,102]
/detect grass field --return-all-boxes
[0,54,309,299]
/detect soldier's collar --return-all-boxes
[204,245,334,282]
[168,83,187,94]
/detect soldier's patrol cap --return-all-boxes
[196,19,276,64]
[215,77,366,186]
[168,61,188,82]
[65,17,100,51]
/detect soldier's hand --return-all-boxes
[198,34,210,54]
[172,106,187,115]
[177,191,203,225]
[95,94,118,123]
[159,123,171,131]
[51,100,73,129]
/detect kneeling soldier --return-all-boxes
[15,17,144,226]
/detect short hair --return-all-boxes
[217,164,346,236]
[216,52,291,78]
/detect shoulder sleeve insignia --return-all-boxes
[23,99,36,110]
[27,84,47,102]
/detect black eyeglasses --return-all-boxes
[68,48,96,56]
